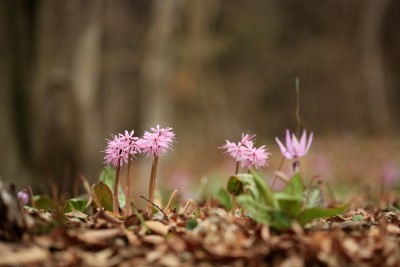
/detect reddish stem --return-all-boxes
[113,164,121,216]
[125,155,133,216]
[148,156,159,215]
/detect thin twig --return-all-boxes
[140,195,167,219]
[180,199,193,214]
[164,189,178,212]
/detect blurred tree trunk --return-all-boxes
[140,0,181,128]
[0,0,34,186]
[31,1,104,193]
[361,0,392,134]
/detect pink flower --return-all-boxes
[275,129,313,159]
[240,144,271,170]
[118,130,142,156]
[141,125,175,157]
[104,130,143,167]
[220,133,256,161]
[220,132,270,170]
[18,190,29,205]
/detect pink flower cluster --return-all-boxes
[220,133,271,170]
[141,125,176,157]
[104,125,175,168]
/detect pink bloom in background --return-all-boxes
[141,125,175,157]
[382,162,400,188]
[240,144,271,170]
[275,129,313,159]
[18,190,29,205]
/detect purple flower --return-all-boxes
[240,144,271,170]
[220,133,256,161]
[141,125,175,157]
[275,129,313,159]
[18,190,29,205]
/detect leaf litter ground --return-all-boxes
[2,194,400,267]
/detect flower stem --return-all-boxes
[271,156,285,190]
[125,155,133,216]
[27,186,35,208]
[113,164,121,216]
[148,156,159,215]
[235,162,239,174]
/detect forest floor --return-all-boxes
[1,194,400,267]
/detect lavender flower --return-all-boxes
[275,129,313,159]
[18,190,29,205]
[141,125,175,157]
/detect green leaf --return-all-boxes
[273,192,302,217]
[284,171,304,198]
[269,211,292,230]
[92,181,114,212]
[305,187,322,208]
[297,205,349,226]
[186,209,200,230]
[99,167,126,208]
[33,195,59,211]
[351,214,364,221]
[64,198,87,213]
[227,176,244,196]
[216,188,232,210]
[236,195,272,224]
[251,170,277,208]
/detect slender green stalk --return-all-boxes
[125,155,133,216]
[148,156,159,215]
[113,164,121,216]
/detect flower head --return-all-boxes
[104,130,143,168]
[141,125,175,157]
[220,132,270,170]
[240,144,271,170]
[220,132,256,161]
[18,190,29,205]
[275,129,313,159]
[118,130,142,156]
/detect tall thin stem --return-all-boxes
[295,78,301,137]
[125,155,133,216]
[235,161,239,174]
[113,164,121,216]
[148,156,159,215]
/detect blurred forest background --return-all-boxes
[0,0,399,199]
